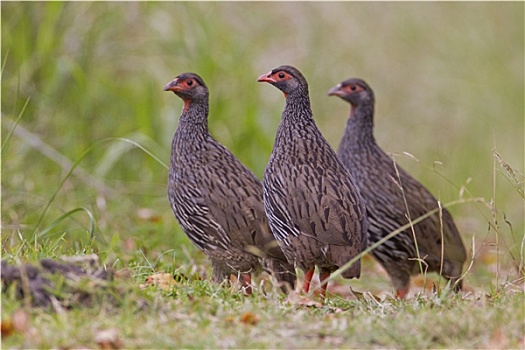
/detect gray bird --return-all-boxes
[257,66,368,297]
[164,72,296,294]
[328,78,467,298]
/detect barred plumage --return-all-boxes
[258,66,368,297]
[328,78,467,298]
[164,73,296,294]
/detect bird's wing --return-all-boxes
[264,162,366,247]
[169,180,232,252]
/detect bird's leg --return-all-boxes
[319,271,331,298]
[302,268,315,294]
[451,278,463,292]
[242,273,252,295]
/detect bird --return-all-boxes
[257,65,368,297]
[328,78,467,298]
[164,72,296,294]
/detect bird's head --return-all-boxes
[257,65,308,97]
[327,78,374,107]
[163,73,208,103]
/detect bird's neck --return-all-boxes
[173,100,210,150]
[343,103,376,148]
[177,99,209,131]
[272,90,324,157]
[281,90,314,126]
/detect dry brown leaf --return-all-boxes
[349,287,365,301]
[122,237,137,253]
[114,268,133,281]
[239,312,260,326]
[1,319,13,338]
[140,273,178,290]
[486,328,509,349]
[316,334,346,346]
[350,287,382,302]
[95,328,123,350]
[284,291,323,308]
[366,292,383,303]
[224,316,235,325]
[2,309,39,341]
[518,336,525,348]
[11,308,30,334]
[137,208,162,223]
[326,281,353,298]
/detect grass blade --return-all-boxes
[30,137,168,239]
[1,98,31,156]
[113,137,168,171]
[36,207,96,239]
[325,197,486,290]
[95,133,168,178]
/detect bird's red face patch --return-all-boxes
[270,70,293,83]
[257,70,293,83]
[164,77,198,93]
[164,77,200,112]
[179,77,197,90]
[343,83,364,95]
[257,70,293,97]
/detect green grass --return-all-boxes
[2,2,524,348]
[2,242,524,349]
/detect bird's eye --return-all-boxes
[350,85,357,91]
[278,73,285,79]
[187,80,193,86]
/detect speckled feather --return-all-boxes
[261,66,368,279]
[166,73,296,289]
[330,78,466,293]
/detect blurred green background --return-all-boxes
[2,2,523,286]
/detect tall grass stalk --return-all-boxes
[1,98,30,156]
[325,197,486,293]
[492,140,500,286]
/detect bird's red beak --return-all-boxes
[257,71,276,83]
[327,84,343,97]
[163,78,181,92]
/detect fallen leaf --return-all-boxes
[140,273,178,290]
[239,312,260,326]
[315,334,345,346]
[366,291,383,303]
[284,291,323,308]
[11,308,30,334]
[114,268,133,280]
[350,287,382,303]
[137,208,162,223]
[2,309,39,341]
[349,287,365,301]
[224,316,235,325]
[95,328,123,350]
[1,319,13,338]
[122,237,137,253]
[486,328,509,349]
[518,336,525,348]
